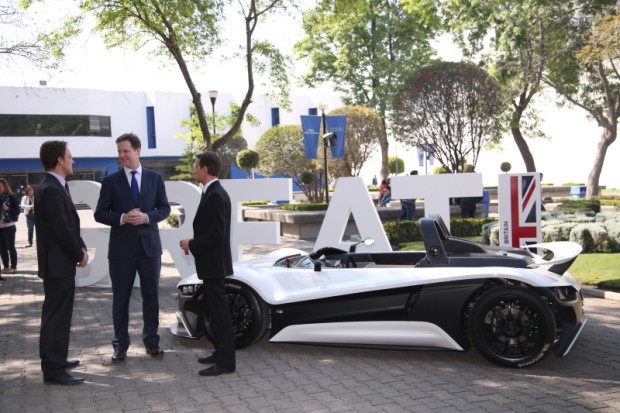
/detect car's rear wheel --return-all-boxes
[469,286,556,368]
[201,281,270,349]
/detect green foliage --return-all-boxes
[294,0,438,177]
[166,214,180,228]
[300,171,315,185]
[169,144,197,182]
[556,199,602,213]
[254,125,324,203]
[391,61,504,173]
[500,162,512,172]
[388,156,404,175]
[384,218,495,246]
[242,200,268,206]
[484,211,620,253]
[236,149,259,175]
[279,203,328,211]
[327,106,383,177]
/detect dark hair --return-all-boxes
[196,151,222,177]
[39,140,68,171]
[0,178,13,195]
[116,133,142,150]
[26,185,36,195]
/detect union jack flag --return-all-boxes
[499,174,542,248]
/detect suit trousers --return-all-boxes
[40,275,75,377]
[203,277,236,370]
[109,243,161,350]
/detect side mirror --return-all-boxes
[349,237,375,253]
[314,261,322,272]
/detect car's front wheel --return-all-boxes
[201,281,270,349]
[469,286,556,368]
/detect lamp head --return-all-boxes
[323,132,337,147]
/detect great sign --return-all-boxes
[70,174,484,286]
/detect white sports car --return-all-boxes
[171,216,586,368]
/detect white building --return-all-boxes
[0,86,342,190]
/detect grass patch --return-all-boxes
[399,238,620,291]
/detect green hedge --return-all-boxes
[242,200,269,206]
[280,203,328,211]
[384,218,496,246]
[555,199,601,213]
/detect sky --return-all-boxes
[2,0,619,189]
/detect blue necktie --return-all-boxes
[130,170,140,205]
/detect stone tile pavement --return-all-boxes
[1,211,620,412]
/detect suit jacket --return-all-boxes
[94,168,170,259]
[34,174,85,279]
[189,180,233,279]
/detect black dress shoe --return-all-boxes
[145,346,164,357]
[44,373,85,385]
[111,350,127,363]
[63,359,80,369]
[198,352,217,364]
[198,365,235,376]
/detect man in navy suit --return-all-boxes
[95,133,170,363]
[36,140,89,385]
[180,151,235,376]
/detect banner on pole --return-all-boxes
[325,115,347,158]
[300,115,321,159]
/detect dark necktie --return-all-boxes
[130,171,140,205]
[64,182,71,199]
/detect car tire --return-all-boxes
[469,285,556,368]
[201,281,270,349]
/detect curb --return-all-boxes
[582,287,620,301]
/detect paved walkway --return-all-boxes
[1,212,620,412]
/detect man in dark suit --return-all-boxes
[180,151,235,376]
[94,133,170,363]
[36,140,89,385]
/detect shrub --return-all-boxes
[569,223,616,253]
[242,200,268,206]
[384,218,496,246]
[555,199,601,213]
[280,203,328,211]
[166,214,180,228]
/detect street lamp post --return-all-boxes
[208,90,218,137]
[318,103,329,203]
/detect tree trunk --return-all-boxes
[586,127,616,198]
[379,119,389,179]
[511,126,537,172]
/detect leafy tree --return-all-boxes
[236,149,259,178]
[432,0,575,173]
[294,0,438,180]
[176,102,252,179]
[542,0,619,198]
[254,125,324,203]
[326,106,381,178]
[388,155,404,175]
[391,61,504,173]
[37,0,290,152]
[1,1,76,68]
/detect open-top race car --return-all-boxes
[171,215,586,368]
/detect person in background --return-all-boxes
[0,178,20,276]
[36,140,89,385]
[20,185,36,247]
[180,151,235,376]
[380,178,392,207]
[377,179,387,206]
[94,133,170,364]
[398,170,418,221]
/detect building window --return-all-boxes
[308,108,318,116]
[0,114,111,137]
[146,106,156,149]
[271,107,280,127]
